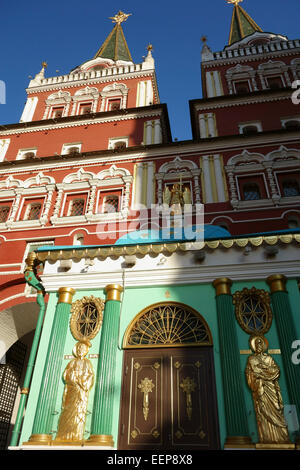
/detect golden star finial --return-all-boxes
[41,61,48,68]
[109,11,132,25]
[226,0,243,4]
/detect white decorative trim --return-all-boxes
[0,139,10,162]
[0,109,163,136]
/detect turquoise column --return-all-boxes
[267,275,300,447]
[213,278,253,449]
[86,284,123,447]
[24,287,76,446]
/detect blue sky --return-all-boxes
[0,0,299,141]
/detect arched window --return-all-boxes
[113,141,127,151]
[284,120,300,131]
[69,198,85,216]
[26,203,42,220]
[73,233,85,246]
[242,183,261,201]
[282,180,300,197]
[242,125,259,135]
[67,147,80,156]
[123,302,212,348]
[287,217,300,229]
[103,195,119,213]
[0,205,10,223]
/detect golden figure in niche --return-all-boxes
[245,335,290,445]
[55,340,94,443]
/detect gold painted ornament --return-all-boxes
[245,335,291,446]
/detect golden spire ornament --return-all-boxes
[227,0,243,4]
[109,11,132,24]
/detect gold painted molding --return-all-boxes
[34,233,300,263]
[23,433,52,446]
[85,434,114,447]
[58,287,76,304]
[240,349,281,355]
[104,284,123,302]
[213,278,233,296]
[25,251,37,272]
[267,274,287,293]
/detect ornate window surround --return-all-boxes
[225,64,258,95]
[71,86,100,115]
[0,172,55,228]
[257,60,291,90]
[43,90,72,119]
[99,82,129,112]
[225,146,300,209]
[156,156,201,205]
[51,165,133,225]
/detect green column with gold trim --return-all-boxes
[267,275,300,447]
[24,287,76,446]
[86,284,123,447]
[213,278,252,449]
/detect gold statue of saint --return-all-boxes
[245,335,290,445]
[55,341,94,443]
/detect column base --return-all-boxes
[23,434,52,446]
[224,436,254,449]
[256,443,295,450]
[85,434,114,447]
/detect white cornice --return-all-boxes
[0,135,299,178]
[193,91,290,111]
[40,259,300,291]
[0,110,163,137]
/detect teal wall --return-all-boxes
[19,277,300,448]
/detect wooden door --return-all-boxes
[118,347,220,450]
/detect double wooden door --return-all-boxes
[118,347,220,450]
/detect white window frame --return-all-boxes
[17,148,37,161]
[108,137,129,150]
[61,142,82,155]
[239,121,263,134]
[0,139,10,162]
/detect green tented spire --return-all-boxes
[93,11,133,62]
[227,1,263,45]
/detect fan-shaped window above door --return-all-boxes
[123,302,212,348]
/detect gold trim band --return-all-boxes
[58,287,76,304]
[224,436,254,449]
[21,387,29,395]
[213,278,233,296]
[267,274,287,293]
[104,284,123,302]
[85,434,114,447]
[23,434,52,445]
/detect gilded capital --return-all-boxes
[213,278,233,296]
[25,251,37,272]
[267,274,287,293]
[104,284,123,302]
[58,287,76,304]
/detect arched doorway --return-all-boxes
[118,302,220,450]
[0,301,39,449]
